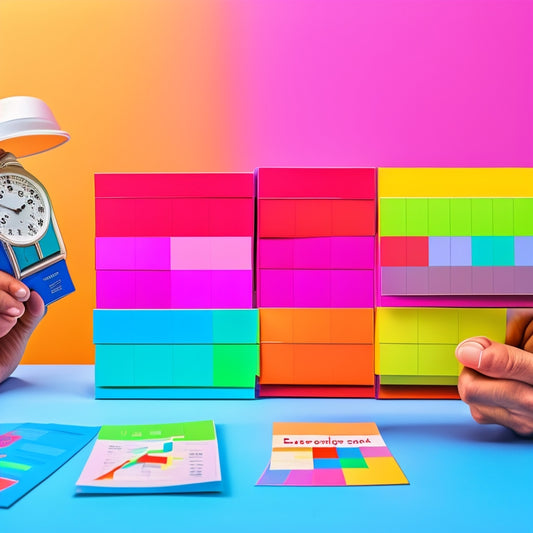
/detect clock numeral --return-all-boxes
[17,190,23,197]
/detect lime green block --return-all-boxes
[134,345,174,387]
[471,198,493,236]
[377,308,418,343]
[450,198,472,236]
[213,344,259,387]
[0,460,31,471]
[378,344,418,375]
[418,344,460,376]
[380,375,458,385]
[340,458,368,469]
[457,309,506,343]
[380,198,406,236]
[418,309,459,344]
[95,345,135,387]
[427,198,450,236]
[405,198,428,236]
[492,198,514,236]
[513,198,533,236]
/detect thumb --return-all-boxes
[456,336,533,385]
[18,291,46,336]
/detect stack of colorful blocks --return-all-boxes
[256,168,377,397]
[376,168,533,398]
[93,173,259,399]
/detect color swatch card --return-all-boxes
[76,420,222,494]
[257,422,408,486]
[0,423,100,508]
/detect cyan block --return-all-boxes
[472,237,493,266]
[172,345,214,386]
[94,386,256,399]
[95,345,135,386]
[133,345,174,386]
[212,309,259,344]
[492,237,514,266]
[39,224,62,257]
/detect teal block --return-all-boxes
[13,245,39,270]
[94,386,257,399]
[39,223,61,257]
[212,309,259,344]
[472,237,493,266]
[172,345,214,386]
[95,345,135,386]
[492,236,514,266]
[134,345,174,386]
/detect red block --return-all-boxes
[380,237,407,266]
[95,173,254,198]
[258,385,375,398]
[406,237,429,266]
[257,167,376,199]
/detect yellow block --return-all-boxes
[343,457,408,485]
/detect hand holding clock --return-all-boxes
[0,271,45,384]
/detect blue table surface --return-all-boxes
[0,365,531,533]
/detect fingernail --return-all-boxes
[15,288,27,299]
[456,340,485,368]
[6,307,23,317]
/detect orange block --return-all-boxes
[260,344,374,386]
[260,308,374,344]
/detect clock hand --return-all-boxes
[0,203,23,214]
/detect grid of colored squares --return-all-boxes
[94,309,259,399]
[376,307,506,397]
[259,308,375,397]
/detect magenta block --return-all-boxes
[135,238,171,270]
[311,468,347,486]
[258,239,294,269]
[331,270,374,307]
[96,271,136,309]
[135,271,172,308]
[293,270,331,307]
[257,270,295,307]
[211,270,253,308]
[360,446,392,458]
[284,470,315,485]
[95,237,136,269]
[293,238,332,269]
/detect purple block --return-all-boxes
[331,236,375,269]
[293,270,331,307]
[171,270,212,308]
[258,269,295,307]
[331,270,374,307]
[428,267,451,294]
[258,466,291,485]
[95,237,136,270]
[471,267,494,295]
[514,267,533,294]
[492,267,515,295]
[135,237,171,270]
[450,237,471,266]
[96,270,136,309]
[211,270,253,308]
[514,237,533,266]
[450,267,473,295]
[381,267,406,295]
[135,270,172,308]
[406,267,429,295]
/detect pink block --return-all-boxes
[257,270,295,307]
[135,271,172,308]
[331,237,375,269]
[293,238,332,269]
[360,446,392,458]
[135,238,171,270]
[95,237,135,269]
[170,237,212,269]
[211,271,253,308]
[96,271,136,308]
[331,270,374,308]
[293,270,331,307]
[258,239,294,269]
[311,468,347,486]
[284,470,314,485]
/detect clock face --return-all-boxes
[0,172,51,245]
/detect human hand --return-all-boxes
[455,309,533,437]
[0,272,46,384]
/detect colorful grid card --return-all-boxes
[0,423,99,508]
[257,422,408,486]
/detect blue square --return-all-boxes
[450,236,471,266]
[514,237,533,266]
[313,458,342,469]
[429,237,451,266]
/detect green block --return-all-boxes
[172,345,213,387]
[380,375,458,385]
[213,344,259,387]
[340,458,368,469]
[418,344,460,376]
[427,198,450,236]
[95,345,135,386]
[380,198,406,236]
[450,198,472,236]
[212,310,259,344]
[378,344,418,375]
[134,345,174,387]
[471,236,493,266]
[377,308,418,343]
[418,309,459,344]
[492,198,514,236]
[493,236,514,266]
[513,198,533,236]
[405,198,428,236]
[457,309,506,343]
[471,198,493,236]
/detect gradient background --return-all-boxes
[1,0,532,364]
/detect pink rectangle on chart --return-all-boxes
[135,238,171,270]
[170,270,253,308]
[258,239,295,269]
[95,237,171,270]
[311,469,347,486]
[360,446,392,458]
[284,470,314,485]
[170,237,252,270]
[135,271,172,308]
[96,271,136,308]
[257,269,295,307]
[331,270,374,308]
[293,270,331,307]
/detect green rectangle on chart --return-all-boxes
[427,198,450,236]
[340,458,368,469]
[405,198,428,236]
[213,344,259,387]
[471,199,493,236]
[513,198,533,236]
[379,198,406,236]
[97,420,216,441]
[0,460,32,471]
[450,198,472,236]
[492,198,514,236]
